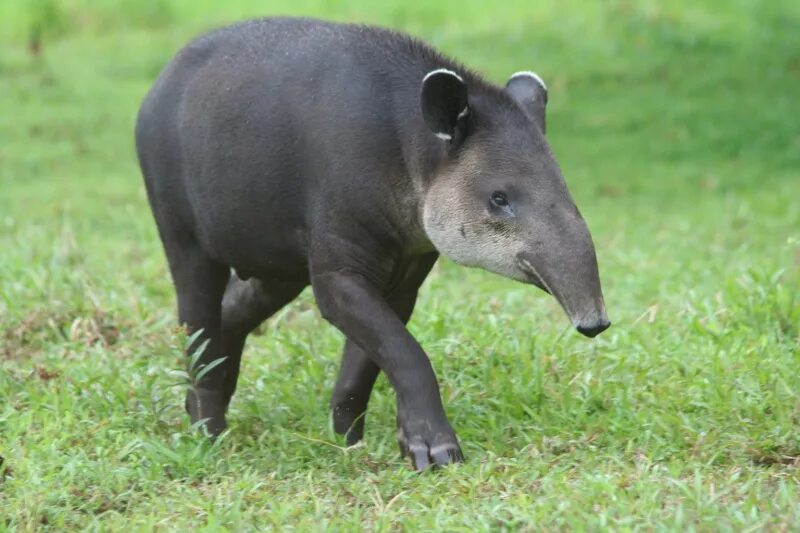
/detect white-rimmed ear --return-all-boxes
[506,71,548,133]
[420,68,470,143]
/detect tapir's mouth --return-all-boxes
[516,257,551,295]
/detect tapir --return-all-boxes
[135,17,609,470]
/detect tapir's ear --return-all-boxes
[420,68,470,143]
[506,71,548,134]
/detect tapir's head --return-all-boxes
[419,68,609,338]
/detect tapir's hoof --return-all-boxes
[397,426,464,471]
[331,405,367,446]
[185,388,228,437]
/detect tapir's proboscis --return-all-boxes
[136,17,610,470]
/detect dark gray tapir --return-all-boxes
[135,17,609,470]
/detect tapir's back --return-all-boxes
[136,17,450,273]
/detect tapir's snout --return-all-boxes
[517,217,610,339]
[575,311,611,338]
[572,293,610,338]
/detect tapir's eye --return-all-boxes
[491,192,509,208]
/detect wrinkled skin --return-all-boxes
[135,17,609,471]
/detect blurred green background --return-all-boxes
[1,0,799,530]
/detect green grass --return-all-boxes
[2,0,799,530]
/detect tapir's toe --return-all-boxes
[331,404,368,446]
[430,445,464,466]
[398,427,464,471]
[344,425,365,447]
[185,388,228,437]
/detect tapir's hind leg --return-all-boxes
[330,252,438,445]
[164,242,230,436]
[220,276,306,406]
[331,342,380,445]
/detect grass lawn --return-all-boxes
[1,0,799,530]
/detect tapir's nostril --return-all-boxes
[576,320,610,338]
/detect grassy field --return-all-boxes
[1,0,799,530]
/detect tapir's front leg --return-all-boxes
[312,267,462,470]
[330,252,438,446]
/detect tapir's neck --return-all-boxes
[394,135,450,255]
[384,66,497,255]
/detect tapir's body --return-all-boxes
[136,17,609,469]
[138,19,450,276]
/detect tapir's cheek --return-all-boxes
[484,218,513,234]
